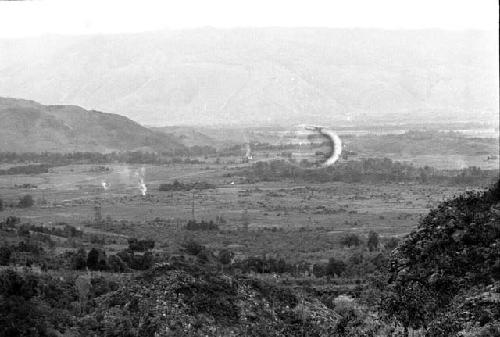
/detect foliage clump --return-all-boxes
[383,180,500,335]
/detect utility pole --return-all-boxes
[242,208,249,231]
[191,189,195,221]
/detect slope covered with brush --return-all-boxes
[385,180,500,336]
[79,261,341,337]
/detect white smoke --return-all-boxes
[139,179,147,196]
[116,166,147,195]
[101,180,109,191]
[137,167,147,196]
[242,132,253,160]
[245,143,253,160]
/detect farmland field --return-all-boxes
[0,160,480,263]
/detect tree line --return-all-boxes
[237,158,498,185]
[0,195,35,210]
[0,150,214,166]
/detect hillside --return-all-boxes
[384,180,500,335]
[0,28,497,126]
[82,261,343,337]
[0,97,183,152]
[151,126,219,148]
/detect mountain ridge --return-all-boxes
[0,96,184,153]
[0,28,497,126]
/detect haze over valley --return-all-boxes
[0,28,497,126]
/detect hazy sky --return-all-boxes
[0,0,497,38]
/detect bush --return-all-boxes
[108,254,128,272]
[87,248,108,271]
[218,249,234,266]
[128,238,155,252]
[326,257,346,277]
[87,248,100,270]
[72,248,87,270]
[180,240,205,256]
[117,250,153,270]
[185,219,218,231]
[367,231,379,252]
[385,237,399,250]
[0,246,11,266]
[5,216,20,227]
[159,180,215,192]
[341,234,362,248]
[18,194,34,208]
[0,270,48,336]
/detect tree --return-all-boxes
[367,231,379,252]
[5,216,20,227]
[18,194,34,208]
[141,252,153,270]
[312,264,326,277]
[385,237,399,250]
[219,249,234,266]
[87,248,100,270]
[108,254,128,272]
[341,234,362,248]
[0,270,48,336]
[0,246,11,266]
[128,238,155,251]
[326,257,346,277]
[219,249,234,272]
[180,239,205,256]
[75,274,91,305]
[72,248,87,270]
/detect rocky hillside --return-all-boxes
[0,97,183,152]
[81,261,341,336]
[385,179,500,336]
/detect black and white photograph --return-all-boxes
[0,0,498,336]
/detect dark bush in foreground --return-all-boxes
[383,180,500,335]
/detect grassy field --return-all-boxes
[0,161,472,263]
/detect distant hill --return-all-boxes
[0,97,183,152]
[0,28,497,126]
[151,125,284,148]
[151,126,218,148]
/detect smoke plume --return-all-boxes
[137,167,147,196]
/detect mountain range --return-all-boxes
[0,28,497,126]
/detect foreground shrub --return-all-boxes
[384,180,500,334]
